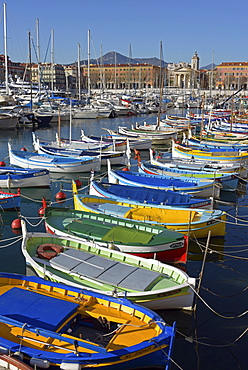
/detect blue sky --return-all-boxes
[2,0,248,67]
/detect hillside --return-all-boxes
[76,51,211,69]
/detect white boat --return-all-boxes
[0,167,50,188]
[102,128,152,150]
[8,143,100,173]
[21,220,195,310]
[0,113,18,129]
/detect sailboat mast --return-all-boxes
[87,30,91,97]
[28,30,33,110]
[36,19,41,92]
[157,41,163,127]
[51,28,54,92]
[77,43,81,100]
[114,52,117,93]
[3,3,9,95]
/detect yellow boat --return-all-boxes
[73,182,226,238]
[0,272,176,369]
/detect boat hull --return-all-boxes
[8,144,100,173]
[73,192,226,239]
[108,168,220,198]
[0,167,50,188]
[45,212,188,264]
[21,222,195,311]
[0,272,176,370]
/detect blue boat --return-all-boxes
[0,272,176,370]
[107,162,220,198]
[186,136,248,150]
[90,179,213,209]
[0,167,50,188]
[8,143,100,173]
[138,162,243,192]
[0,189,20,210]
[36,144,129,166]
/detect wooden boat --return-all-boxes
[35,142,130,167]
[202,128,248,141]
[118,125,178,144]
[8,143,100,173]
[80,129,127,151]
[172,140,248,163]
[89,178,213,209]
[138,162,243,192]
[102,128,152,150]
[21,220,195,311]
[0,167,50,188]
[32,132,112,152]
[0,271,177,370]
[107,163,220,198]
[150,151,248,177]
[0,188,21,210]
[150,151,248,178]
[186,136,248,150]
[0,354,34,370]
[73,183,226,238]
[44,206,188,264]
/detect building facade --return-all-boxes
[83,63,165,90]
[167,52,201,89]
[215,62,248,90]
[0,55,27,85]
[4,53,248,94]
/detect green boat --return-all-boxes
[21,220,195,311]
[44,206,188,264]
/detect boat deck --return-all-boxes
[64,219,155,244]
[48,248,165,292]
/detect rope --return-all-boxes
[151,339,183,370]
[20,214,44,228]
[0,235,23,248]
[191,285,248,319]
[177,327,248,348]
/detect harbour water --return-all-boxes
[0,110,247,369]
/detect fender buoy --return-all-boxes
[0,161,6,167]
[21,147,27,151]
[122,167,129,171]
[36,243,64,260]
[74,179,82,189]
[11,218,21,229]
[55,190,66,203]
[38,197,47,217]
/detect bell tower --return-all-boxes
[191,51,199,70]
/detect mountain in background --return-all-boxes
[79,51,167,67]
[200,63,216,70]
[77,51,213,69]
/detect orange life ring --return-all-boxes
[36,243,64,260]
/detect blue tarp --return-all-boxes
[0,287,78,331]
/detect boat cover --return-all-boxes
[50,249,162,291]
[115,170,198,188]
[125,208,197,224]
[0,287,78,331]
[104,183,191,204]
[65,220,154,244]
